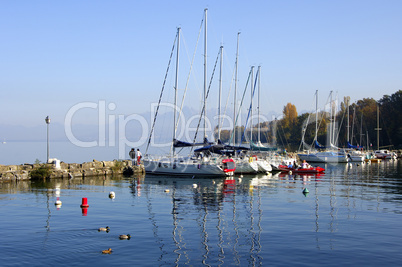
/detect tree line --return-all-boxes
[217,90,402,150]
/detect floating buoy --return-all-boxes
[109,191,115,199]
[55,198,62,206]
[80,197,89,208]
[164,189,170,193]
[302,188,309,197]
[193,184,198,188]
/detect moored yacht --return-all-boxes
[374,150,397,160]
[297,151,349,163]
[143,10,235,177]
[144,155,235,176]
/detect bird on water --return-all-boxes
[98,226,110,232]
[119,234,131,240]
[102,248,112,254]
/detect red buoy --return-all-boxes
[80,197,89,208]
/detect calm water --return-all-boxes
[1,160,402,266]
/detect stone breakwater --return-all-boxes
[0,160,145,181]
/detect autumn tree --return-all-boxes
[282,103,298,128]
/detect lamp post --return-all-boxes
[45,116,50,163]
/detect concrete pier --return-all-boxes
[0,160,145,181]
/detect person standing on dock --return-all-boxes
[129,148,136,166]
[136,149,142,165]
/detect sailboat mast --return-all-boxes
[329,91,333,147]
[257,65,261,143]
[250,66,254,143]
[218,45,223,140]
[203,8,207,140]
[375,104,382,150]
[347,97,350,143]
[315,90,318,141]
[173,27,180,157]
[351,106,356,145]
[333,92,337,146]
[359,113,363,146]
[233,32,240,145]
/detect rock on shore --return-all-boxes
[0,160,144,181]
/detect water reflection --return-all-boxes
[1,160,401,266]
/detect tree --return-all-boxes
[378,90,402,148]
[282,103,298,129]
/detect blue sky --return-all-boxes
[1,0,401,133]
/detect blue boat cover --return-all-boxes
[347,142,362,149]
[314,140,326,149]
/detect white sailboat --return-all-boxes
[298,150,348,163]
[248,66,272,173]
[234,155,259,174]
[143,10,235,176]
[222,37,260,174]
[338,99,365,162]
[373,105,397,160]
[297,91,349,163]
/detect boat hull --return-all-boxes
[374,150,397,160]
[298,151,348,163]
[143,158,230,176]
[279,165,325,174]
[234,159,259,174]
[347,155,365,162]
[256,159,272,173]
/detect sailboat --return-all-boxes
[143,10,235,176]
[373,105,397,160]
[250,66,276,153]
[199,32,258,174]
[338,101,365,162]
[297,91,349,163]
[243,66,272,173]
[230,60,258,174]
